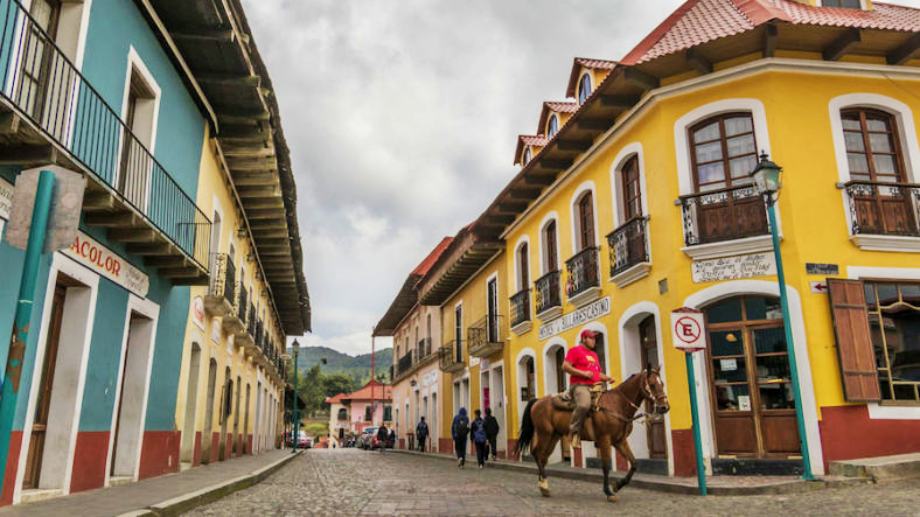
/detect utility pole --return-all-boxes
[370,328,376,425]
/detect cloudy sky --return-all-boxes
[241,0,920,356]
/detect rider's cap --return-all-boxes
[579,329,598,342]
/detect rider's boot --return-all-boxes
[570,431,581,449]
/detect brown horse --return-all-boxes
[515,368,669,502]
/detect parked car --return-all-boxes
[285,431,312,449]
[359,427,378,449]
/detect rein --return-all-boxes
[598,373,666,423]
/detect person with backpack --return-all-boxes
[451,408,469,468]
[484,407,500,461]
[376,424,389,453]
[415,416,429,452]
[470,409,489,469]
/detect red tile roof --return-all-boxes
[567,58,618,97]
[514,134,549,165]
[325,393,347,404]
[411,237,454,276]
[621,0,920,66]
[537,101,579,136]
[340,379,392,402]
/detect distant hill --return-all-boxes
[289,345,393,384]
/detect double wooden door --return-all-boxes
[706,296,800,458]
[638,317,667,459]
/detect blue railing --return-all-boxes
[0,0,210,269]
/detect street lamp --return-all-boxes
[291,339,300,454]
[750,152,814,481]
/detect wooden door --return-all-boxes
[578,193,595,249]
[706,296,800,458]
[639,316,667,459]
[487,278,498,343]
[23,284,66,489]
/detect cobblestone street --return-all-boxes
[189,449,920,516]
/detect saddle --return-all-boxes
[551,383,606,412]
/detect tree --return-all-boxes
[322,372,356,401]
[298,364,325,418]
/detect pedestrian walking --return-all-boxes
[415,416,429,453]
[388,428,396,449]
[451,408,470,468]
[376,424,389,453]
[484,407,500,461]
[470,409,488,469]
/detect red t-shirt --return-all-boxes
[565,345,602,385]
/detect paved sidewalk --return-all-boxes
[391,449,866,495]
[0,449,297,517]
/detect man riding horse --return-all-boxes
[563,329,614,450]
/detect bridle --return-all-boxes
[608,371,668,423]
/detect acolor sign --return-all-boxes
[671,307,706,351]
[63,231,150,297]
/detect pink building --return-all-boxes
[325,380,393,442]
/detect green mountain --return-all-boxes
[289,345,393,384]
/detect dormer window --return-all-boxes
[547,114,559,139]
[577,73,592,105]
[821,0,862,7]
[523,147,532,165]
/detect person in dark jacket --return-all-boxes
[451,408,469,468]
[376,424,389,453]
[484,407,500,461]
[470,409,489,469]
[415,417,429,452]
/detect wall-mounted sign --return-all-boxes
[671,307,706,351]
[210,317,222,343]
[538,297,611,341]
[421,370,438,388]
[469,356,480,368]
[63,231,149,297]
[0,178,12,238]
[192,296,205,330]
[691,253,776,284]
[806,263,839,276]
[810,281,829,294]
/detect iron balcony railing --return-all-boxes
[468,315,504,357]
[237,285,248,323]
[0,0,210,268]
[845,181,920,237]
[679,184,769,246]
[254,319,263,349]
[388,364,394,382]
[396,352,414,378]
[510,289,531,328]
[208,254,236,304]
[534,270,561,316]
[247,304,256,336]
[417,337,432,360]
[438,343,464,373]
[607,216,650,277]
[565,247,600,299]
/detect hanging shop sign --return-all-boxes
[0,177,12,237]
[539,297,611,340]
[806,263,839,276]
[63,231,149,297]
[691,253,775,284]
[671,307,706,351]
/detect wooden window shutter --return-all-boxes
[827,278,881,402]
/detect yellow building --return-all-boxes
[161,1,312,469]
[481,0,920,477]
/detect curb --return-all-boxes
[389,449,869,496]
[118,451,302,517]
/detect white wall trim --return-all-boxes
[514,348,538,423]
[541,337,568,395]
[683,280,825,475]
[512,235,532,292]
[616,301,674,476]
[578,320,612,379]
[569,180,599,254]
[537,211,561,275]
[14,253,98,502]
[674,98,772,197]
[847,265,920,420]
[610,142,649,226]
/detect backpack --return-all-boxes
[455,415,469,438]
[473,421,487,444]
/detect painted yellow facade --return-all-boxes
[174,125,288,466]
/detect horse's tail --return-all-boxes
[515,398,539,456]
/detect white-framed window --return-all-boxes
[569,182,598,253]
[522,147,532,165]
[539,214,560,275]
[577,72,592,105]
[820,0,864,8]
[513,236,531,292]
[117,47,161,213]
[546,114,559,139]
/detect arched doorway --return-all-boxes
[518,355,536,401]
[705,295,799,458]
[639,316,667,460]
[544,343,566,394]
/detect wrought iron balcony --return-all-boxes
[534,270,561,318]
[607,216,650,278]
[417,337,433,360]
[565,247,600,301]
[438,343,465,374]
[468,315,504,358]
[205,254,236,316]
[396,352,414,378]
[0,0,211,282]
[510,289,531,329]
[845,181,920,238]
[680,184,769,246]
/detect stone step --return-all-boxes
[829,453,920,481]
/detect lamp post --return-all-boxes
[750,152,814,481]
[291,339,300,453]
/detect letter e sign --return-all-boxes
[671,307,706,351]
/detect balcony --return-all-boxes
[510,289,532,334]
[679,184,772,260]
[607,216,651,287]
[534,270,562,321]
[236,302,256,348]
[205,254,236,316]
[0,0,210,282]
[220,281,246,335]
[468,315,504,358]
[438,342,465,374]
[396,352,414,378]
[845,181,920,252]
[565,247,600,307]
[417,337,433,360]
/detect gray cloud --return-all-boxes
[242,0,920,355]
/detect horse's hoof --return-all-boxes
[540,488,551,497]
[538,479,550,497]
[607,495,619,503]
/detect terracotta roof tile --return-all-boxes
[574,57,618,70]
[567,58,618,97]
[341,379,392,401]
[411,237,454,276]
[544,101,579,113]
[515,134,548,165]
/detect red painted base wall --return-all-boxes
[671,429,696,477]
[1,431,23,506]
[70,431,110,493]
[819,405,920,471]
[192,431,202,466]
[209,432,220,463]
[138,430,180,480]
